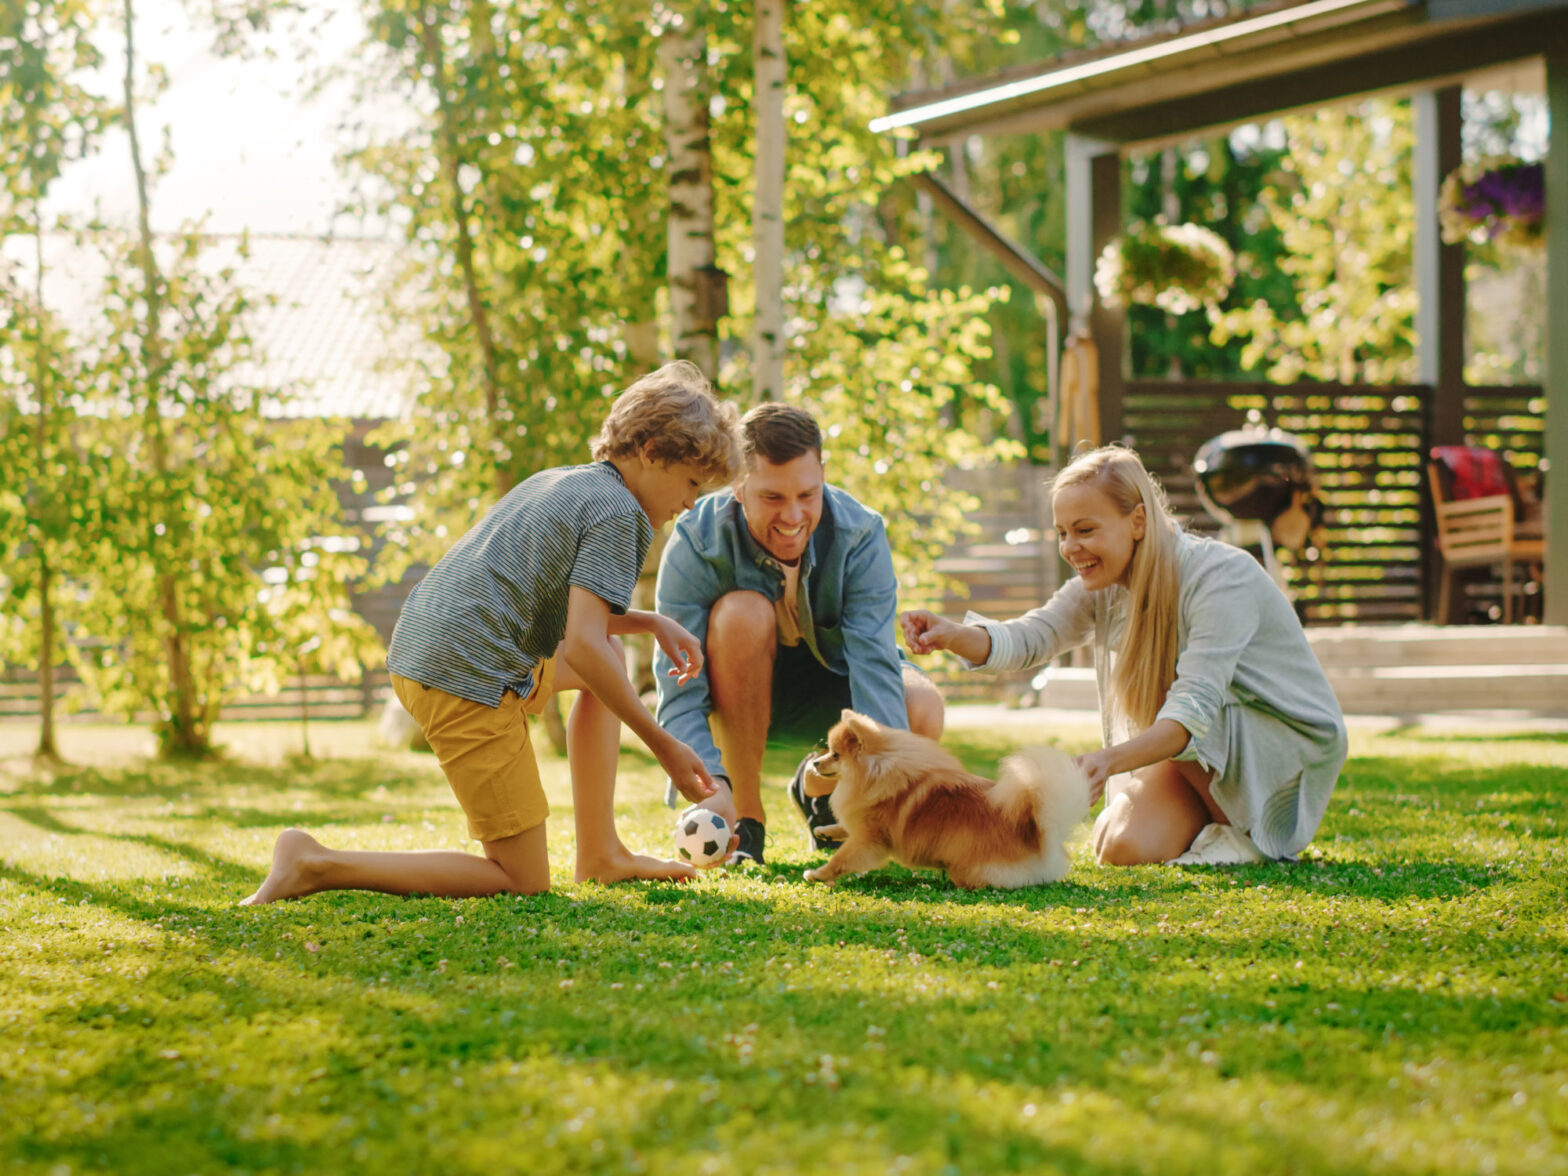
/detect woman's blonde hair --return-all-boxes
[1051,445,1182,734]
[590,361,744,486]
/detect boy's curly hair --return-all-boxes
[590,361,744,486]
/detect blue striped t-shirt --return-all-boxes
[387,462,652,707]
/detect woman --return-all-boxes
[901,445,1346,866]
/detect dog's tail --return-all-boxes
[993,745,1091,845]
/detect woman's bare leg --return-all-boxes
[1092,759,1220,866]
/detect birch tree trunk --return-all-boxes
[30,215,59,763]
[659,12,718,381]
[123,0,200,755]
[752,0,786,402]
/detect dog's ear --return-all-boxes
[831,711,864,756]
[839,710,879,751]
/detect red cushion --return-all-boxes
[1431,446,1511,501]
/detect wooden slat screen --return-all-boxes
[1124,380,1432,624]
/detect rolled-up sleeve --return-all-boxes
[1159,562,1261,753]
[840,519,908,730]
[653,527,727,780]
[961,577,1097,673]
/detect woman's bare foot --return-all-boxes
[574,846,698,885]
[240,828,328,905]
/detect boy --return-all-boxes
[241,362,743,904]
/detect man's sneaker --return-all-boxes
[788,752,842,853]
[728,816,766,866]
[1170,823,1266,866]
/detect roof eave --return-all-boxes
[872,0,1427,141]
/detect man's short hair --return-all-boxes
[590,361,744,485]
[741,403,822,467]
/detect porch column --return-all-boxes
[1066,134,1125,445]
[1414,85,1466,447]
[1414,85,1466,619]
[1545,51,1568,625]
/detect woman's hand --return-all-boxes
[1073,748,1116,806]
[654,616,704,686]
[899,610,991,663]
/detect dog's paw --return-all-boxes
[815,823,848,841]
[803,867,832,885]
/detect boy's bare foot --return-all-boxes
[240,828,327,905]
[574,847,697,885]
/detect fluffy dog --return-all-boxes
[802,710,1089,889]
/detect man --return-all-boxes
[655,403,945,864]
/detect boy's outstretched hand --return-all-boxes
[659,734,718,803]
[654,616,705,686]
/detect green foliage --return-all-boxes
[2,716,1566,1174]
[75,231,383,754]
[0,291,97,702]
[1122,135,1295,380]
[1095,221,1235,315]
[1210,101,1418,385]
[0,0,119,753]
[347,0,667,580]
[708,0,1021,600]
[346,0,1019,598]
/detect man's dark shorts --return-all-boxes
[768,642,926,749]
[664,644,928,808]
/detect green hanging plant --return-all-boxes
[1095,221,1237,315]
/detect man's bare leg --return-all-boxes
[240,823,550,906]
[554,649,697,884]
[903,665,945,740]
[706,590,776,826]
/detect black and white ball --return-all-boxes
[674,807,731,866]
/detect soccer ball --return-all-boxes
[674,807,731,866]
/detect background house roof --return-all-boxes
[11,232,417,420]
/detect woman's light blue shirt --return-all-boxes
[967,530,1347,859]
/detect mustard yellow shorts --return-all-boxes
[391,660,556,843]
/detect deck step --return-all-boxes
[1306,624,1568,668]
[1028,627,1568,718]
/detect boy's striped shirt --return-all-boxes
[387,462,652,707]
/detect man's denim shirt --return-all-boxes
[654,483,908,782]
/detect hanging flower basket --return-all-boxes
[1094,222,1236,315]
[1438,158,1545,249]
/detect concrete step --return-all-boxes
[1028,652,1568,719]
[1306,624,1568,668]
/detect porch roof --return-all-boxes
[875,0,1568,146]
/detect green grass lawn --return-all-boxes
[2,713,1565,1175]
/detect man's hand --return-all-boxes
[658,734,717,804]
[654,616,705,686]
